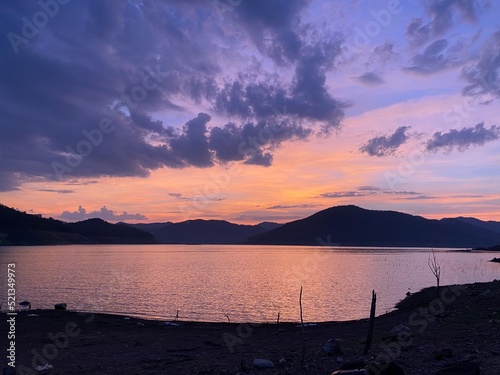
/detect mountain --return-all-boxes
[0,204,157,245]
[128,219,275,244]
[247,205,500,248]
[456,217,500,234]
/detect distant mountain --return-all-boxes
[0,204,157,245]
[128,219,276,244]
[256,222,282,231]
[456,217,500,234]
[247,205,500,248]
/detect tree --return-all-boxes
[428,249,441,298]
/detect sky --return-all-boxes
[0,0,499,224]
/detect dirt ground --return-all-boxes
[3,279,500,375]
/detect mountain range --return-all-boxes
[1,203,499,248]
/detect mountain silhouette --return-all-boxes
[126,219,279,244]
[246,205,500,248]
[0,204,157,245]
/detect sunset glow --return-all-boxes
[1,0,499,223]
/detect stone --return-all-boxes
[279,357,286,365]
[252,358,274,369]
[432,361,480,375]
[481,289,494,299]
[390,324,412,337]
[54,303,67,310]
[433,348,453,360]
[323,339,342,355]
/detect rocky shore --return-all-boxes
[3,280,500,374]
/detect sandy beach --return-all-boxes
[2,279,499,374]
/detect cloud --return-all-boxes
[462,30,500,97]
[406,0,488,46]
[36,189,75,194]
[352,72,385,86]
[320,186,419,198]
[266,203,318,210]
[60,205,147,222]
[360,126,411,157]
[168,192,225,202]
[426,122,500,152]
[396,195,437,200]
[208,117,312,166]
[212,31,348,133]
[0,0,348,190]
[404,39,451,75]
[405,33,480,75]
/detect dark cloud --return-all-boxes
[169,113,213,168]
[36,189,75,194]
[320,186,420,199]
[213,32,347,133]
[352,72,385,86]
[426,123,500,152]
[405,34,478,75]
[208,117,312,166]
[462,31,500,97]
[406,0,488,46]
[235,0,307,64]
[360,126,411,157]
[60,205,147,222]
[0,0,348,190]
[404,39,451,75]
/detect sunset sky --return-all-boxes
[1,0,499,224]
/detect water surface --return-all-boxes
[0,245,498,322]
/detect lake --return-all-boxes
[0,245,498,322]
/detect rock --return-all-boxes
[433,348,453,360]
[279,357,286,365]
[323,339,342,355]
[490,257,500,263]
[252,358,274,369]
[390,325,412,337]
[331,370,368,375]
[481,289,494,299]
[54,303,67,310]
[366,361,405,375]
[432,361,480,375]
[340,358,366,370]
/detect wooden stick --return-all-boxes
[364,289,377,355]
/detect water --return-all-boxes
[0,245,498,322]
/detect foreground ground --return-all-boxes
[3,280,500,374]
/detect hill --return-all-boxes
[127,219,275,244]
[457,217,500,234]
[0,204,157,245]
[247,205,500,248]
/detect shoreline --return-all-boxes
[5,280,500,374]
